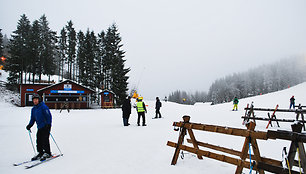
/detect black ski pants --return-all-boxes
[155,109,161,118]
[36,126,51,155]
[137,112,146,125]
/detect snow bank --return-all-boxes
[0,69,9,82]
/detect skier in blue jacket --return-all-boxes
[26,93,52,161]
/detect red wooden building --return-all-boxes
[20,80,95,109]
[37,80,95,109]
[99,90,115,108]
[20,84,51,107]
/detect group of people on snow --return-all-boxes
[121,96,162,126]
[24,92,297,162]
[232,96,297,111]
[24,93,163,161]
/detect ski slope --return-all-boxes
[0,82,305,174]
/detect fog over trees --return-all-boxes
[169,57,306,105]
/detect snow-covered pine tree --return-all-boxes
[206,57,306,104]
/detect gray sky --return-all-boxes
[1,0,306,99]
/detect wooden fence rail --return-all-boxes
[167,115,306,174]
[242,103,306,130]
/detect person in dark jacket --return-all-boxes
[136,97,147,126]
[154,97,162,118]
[290,96,295,109]
[26,93,52,161]
[122,96,132,126]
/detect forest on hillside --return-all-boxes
[168,57,306,105]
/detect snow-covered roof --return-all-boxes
[99,89,115,95]
[37,79,95,93]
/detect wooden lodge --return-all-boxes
[20,80,95,109]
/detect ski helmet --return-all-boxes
[32,93,41,101]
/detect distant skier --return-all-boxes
[136,97,147,126]
[122,96,132,126]
[26,93,52,161]
[154,97,162,118]
[232,97,239,111]
[290,96,295,109]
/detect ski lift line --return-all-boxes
[136,67,146,90]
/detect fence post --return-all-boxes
[186,120,203,160]
[171,115,190,165]
[235,122,264,174]
[288,122,306,172]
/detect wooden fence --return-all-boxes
[242,103,306,130]
[167,116,306,174]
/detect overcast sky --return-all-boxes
[1,0,306,99]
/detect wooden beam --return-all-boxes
[167,141,253,171]
[241,116,306,123]
[236,122,258,174]
[173,122,268,140]
[250,134,264,174]
[287,123,306,172]
[245,108,306,113]
[186,128,203,160]
[170,115,190,165]
[298,142,306,173]
[257,162,302,174]
[186,139,282,167]
[267,130,306,143]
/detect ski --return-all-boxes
[13,159,38,166]
[25,154,63,169]
[242,103,249,125]
[266,104,279,129]
[152,117,163,119]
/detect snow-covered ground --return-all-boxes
[0,78,305,173]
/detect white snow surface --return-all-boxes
[0,82,306,174]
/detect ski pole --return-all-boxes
[249,161,256,174]
[249,137,252,169]
[283,147,291,174]
[50,132,63,155]
[28,130,36,154]
[297,147,302,174]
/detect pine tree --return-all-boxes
[58,27,67,81]
[96,30,106,93]
[38,15,57,82]
[104,24,130,105]
[77,31,86,84]
[7,14,31,84]
[28,20,41,83]
[83,30,97,89]
[66,20,77,80]
[0,29,3,57]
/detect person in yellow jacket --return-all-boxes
[136,97,147,126]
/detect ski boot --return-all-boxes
[40,153,52,161]
[31,153,44,161]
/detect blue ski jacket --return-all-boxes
[28,102,52,129]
